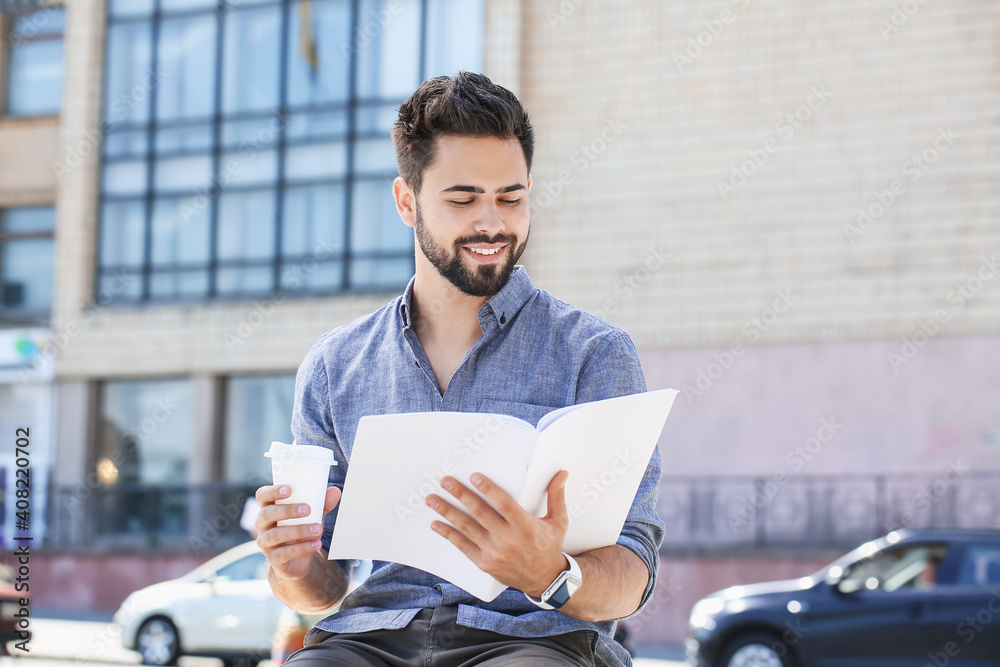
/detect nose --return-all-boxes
[475,202,505,237]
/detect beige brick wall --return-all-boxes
[0,117,59,206]
[518,0,1000,348]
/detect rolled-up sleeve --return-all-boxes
[575,330,665,618]
[290,332,354,576]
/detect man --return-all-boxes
[256,72,664,666]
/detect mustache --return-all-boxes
[453,233,518,247]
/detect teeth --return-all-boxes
[470,247,501,255]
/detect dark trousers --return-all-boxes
[287,607,599,666]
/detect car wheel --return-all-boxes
[718,633,792,667]
[136,617,181,666]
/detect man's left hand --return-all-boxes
[425,470,570,598]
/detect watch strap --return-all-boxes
[523,552,583,610]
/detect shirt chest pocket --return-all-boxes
[476,398,562,428]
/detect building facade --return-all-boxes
[1,0,998,642]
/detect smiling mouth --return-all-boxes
[469,247,503,256]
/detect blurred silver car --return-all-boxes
[113,542,284,666]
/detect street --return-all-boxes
[3,619,686,667]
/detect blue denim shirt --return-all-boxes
[290,266,664,666]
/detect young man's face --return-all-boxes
[398,135,531,298]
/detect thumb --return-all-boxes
[324,486,343,517]
[545,470,569,524]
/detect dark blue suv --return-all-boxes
[686,529,1000,667]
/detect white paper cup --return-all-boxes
[265,442,337,527]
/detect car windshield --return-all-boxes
[837,544,947,593]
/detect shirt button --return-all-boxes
[500,314,507,324]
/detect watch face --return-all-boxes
[547,574,583,609]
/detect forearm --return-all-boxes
[558,544,649,623]
[268,548,350,614]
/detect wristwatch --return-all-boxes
[523,552,583,610]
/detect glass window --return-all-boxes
[425,0,485,77]
[99,0,485,303]
[222,5,281,114]
[224,375,296,485]
[151,197,211,268]
[100,200,146,268]
[4,6,65,116]
[838,544,948,593]
[97,379,193,487]
[956,544,1000,586]
[0,207,55,323]
[285,0,351,107]
[214,552,268,582]
[104,21,153,126]
[217,190,276,262]
[354,0,421,100]
[156,15,216,122]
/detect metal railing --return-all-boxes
[45,483,259,554]
[41,471,1000,555]
[658,470,1000,553]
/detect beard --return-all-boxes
[414,202,528,298]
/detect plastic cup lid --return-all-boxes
[264,442,336,465]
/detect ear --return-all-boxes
[394,177,417,229]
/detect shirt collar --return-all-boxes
[398,265,536,330]
[482,265,536,329]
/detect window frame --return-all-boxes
[0,205,56,324]
[1,2,66,117]
[95,0,488,305]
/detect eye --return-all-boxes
[499,198,521,206]
[449,199,474,207]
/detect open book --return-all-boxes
[327,388,678,602]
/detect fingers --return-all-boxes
[429,475,508,533]
[257,524,323,571]
[430,519,480,562]
[324,486,343,516]
[545,470,569,525]
[254,485,324,555]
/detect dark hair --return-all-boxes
[392,71,534,193]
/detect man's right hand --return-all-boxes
[255,484,342,581]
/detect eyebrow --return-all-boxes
[439,183,528,195]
